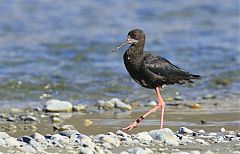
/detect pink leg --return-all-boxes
[156,87,165,129]
[122,86,165,131]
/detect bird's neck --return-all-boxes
[127,41,144,56]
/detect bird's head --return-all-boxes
[112,29,145,52]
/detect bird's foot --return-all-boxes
[121,121,137,131]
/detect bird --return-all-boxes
[112,29,201,131]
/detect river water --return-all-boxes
[0,0,239,108]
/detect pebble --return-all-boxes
[97,100,114,110]
[19,115,39,123]
[197,129,205,133]
[220,127,225,132]
[149,128,179,146]
[0,132,10,139]
[31,132,45,141]
[44,99,73,112]
[97,98,132,110]
[59,130,80,138]
[0,127,238,153]
[84,119,93,126]
[174,96,183,101]
[135,132,153,141]
[145,101,157,106]
[73,104,86,112]
[202,94,216,99]
[178,127,194,134]
[127,147,147,154]
[113,98,132,110]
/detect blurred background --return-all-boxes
[0,0,239,108]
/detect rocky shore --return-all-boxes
[0,96,239,153]
[0,126,239,154]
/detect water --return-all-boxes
[0,0,239,108]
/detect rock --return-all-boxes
[51,134,69,145]
[190,151,201,154]
[18,144,37,153]
[97,100,114,110]
[178,127,194,134]
[19,115,39,123]
[59,130,80,138]
[94,134,120,148]
[0,138,6,147]
[73,104,86,112]
[197,129,205,133]
[195,138,208,145]
[18,136,34,144]
[202,94,216,99]
[113,98,132,110]
[6,116,16,122]
[149,128,179,146]
[116,130,130,138]
[78,147,94,154]
[220,128,225,132]
[0,132,10,139]
[208,132,217,136]
[120,151,130,154]
[5,137,23,147]
[84,119,93,126]
[171,152,190,154]
[174,96,183,101]
[135,132,153,141]
[51,117,61,123]
[44,99,73,112]
[127,147,147,154]
[145,101,157,106]
[60,125,77,131]
[31,132,45,141]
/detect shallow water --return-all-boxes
[0,0,239,108]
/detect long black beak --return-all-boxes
[112,41,128,52]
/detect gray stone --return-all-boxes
[59,130,80,138]
[97,100,114,110]
[116,130,130,138]
[171,152,190,154]
[0,132,10,139]
[51,134,69,145]
[94,134,120,147]
[202,94,216,99]
[5,137,23,147]
[44,99,73,112]
[174,96,183,101]
[127,147,146,154]
[120,151,130,154]
[195,138,208,145]
[208,132,217,136]
[114,98,132,110]
[19,115,39,122]
[73,104,86,112]
[135,132,153,141]
[6,116,15,122]
[0,138,6,147]
[145,101,157,106]
[31,132,45,141]
[197,129,205,133]
[78,147,94,154]
[220,127,225,132]
[178,127,194,134]
[190,151,201,154]
[18,144,37,153]
[149,128,179,146]
[60,124,77,131]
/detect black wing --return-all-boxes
[143,52,200,84]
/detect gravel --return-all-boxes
[0,127,239,153]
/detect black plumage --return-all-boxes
[121,29,200,89]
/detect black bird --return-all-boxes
[112,29,201,131]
